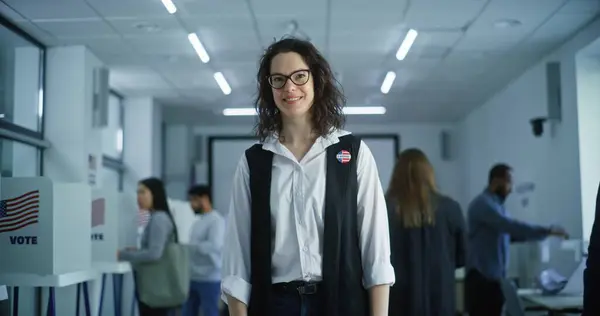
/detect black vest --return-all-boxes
[245,134,369,316]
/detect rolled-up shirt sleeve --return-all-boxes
[356,141,396,288]
[221,155,253,305]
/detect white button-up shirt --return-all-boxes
[221,130,395,305]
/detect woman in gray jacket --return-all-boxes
[118,177,178,316]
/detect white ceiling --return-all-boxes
[0,0,598,125]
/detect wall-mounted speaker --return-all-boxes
[440,130,451,161]
[545,62,562,122]
[92,67,109,128]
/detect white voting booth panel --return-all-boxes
[91,189,138,263]
[0,177,91,275]
[168,198,197,244]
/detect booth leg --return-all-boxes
[46,288,55,316]
[112,274,123,316]
[76,283,81,315]
[131,273,137,316]
[11,287,19,316]
[98,274,106,316]
[130,290,136,316]
[82,282,91,316]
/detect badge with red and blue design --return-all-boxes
[336,150,352,164]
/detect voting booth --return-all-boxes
[91,189,138,263]
[168,198,197,244]
[0,177,91,275]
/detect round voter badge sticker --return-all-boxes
[336,150,352,164]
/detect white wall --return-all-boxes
[458,17,600,282]
[575,54,600,242]
[191,123,462,203]
[123,97,163,193]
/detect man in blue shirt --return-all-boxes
[465,163,568,316]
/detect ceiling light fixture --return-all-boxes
[133,22,161,33]
[188,33,210,63]
[494,19,522,29]
[161,0,177,14]
[222,106,386,116]
[396,29,418,60]
[214,72,232,95]
[343,106,387,115]
[380,71,396,94]
[223,108,257,116]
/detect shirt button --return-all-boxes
[303,246,308,252]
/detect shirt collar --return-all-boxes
[261,129,350,156]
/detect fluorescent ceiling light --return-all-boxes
[396,29,418,61]
[223,108,256,116]
[380,71,396,94]
[161,0,177,14]
[214,72,232,95]
[343,106,386,115]
[188,33,210,63]
[222,106,386,116]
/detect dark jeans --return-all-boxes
[182,281,221,316]
[270,286,321,316]
[465,269,505,316]
[0,300,8,316]
[138,301,177,316]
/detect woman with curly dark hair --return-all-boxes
[221,38,395,316]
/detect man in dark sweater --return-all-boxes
[583,182,600,315]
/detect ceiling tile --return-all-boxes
[256,16,326,49]
[182,16,261,53]
[558,0,600,15]
[468,0,566,35]
[108,16,184,38]
[404,0,488,30]
[180,0,249,18]
[529,12,597,42]
[87,0,171,18]
[3,0,98,20]
[412,30,464,48]
[34,20,116,38]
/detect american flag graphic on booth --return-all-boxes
[138,209,150,227]
[0,190,40,234]
[91,198,105,228]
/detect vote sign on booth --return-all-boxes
[0,177,91,275]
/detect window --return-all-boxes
[102,90,125,192]
[0,15,46,176]
[0,18,44,132]
[0,139,41,177]
[102,92,124,159]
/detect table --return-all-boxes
[520,292,583,315]
[0,270,99,316]
[93,262,132,316]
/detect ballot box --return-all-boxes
[0,177,91,275]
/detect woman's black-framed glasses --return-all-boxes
[267,69,310,89]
